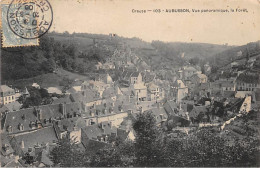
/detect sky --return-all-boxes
[49,0,260,46]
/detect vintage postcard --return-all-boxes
[0,0,260,168]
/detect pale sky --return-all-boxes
[49,0,260,45]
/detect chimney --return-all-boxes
[37,108,43,120]
[60,103,66,117]
[90,111,95,117]
[118,105,123,112]
[34,143,42,155]
[109,107,114,114]
[18,123,24,131]
[21,140,24,149]
[21,114,25,120]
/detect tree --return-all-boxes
[50,138,89,167]
[133,112,164,167]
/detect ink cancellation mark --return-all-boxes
[7,0,53,39]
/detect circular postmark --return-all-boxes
[7,0,53,39]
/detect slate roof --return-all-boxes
[56,117,85,132]
[131,72,139,77]
[3,108,40,134]
[1,133,15,156]
[4,101,22,112]
[52,95,72,104]
[189,105,207,119]
[0,85,15,93]
[116,128,130,142]
[3,159,23,168]
[145,107,168,124]
[102,87,116,99]
[81,125,103,140]
[237,73,259,84]
[12,127,58,152]
[221,81,235,88]
[164,100,177,116]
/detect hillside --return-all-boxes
[208,41,260,69]
[134,41,232,71]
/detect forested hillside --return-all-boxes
[1,34,110,83]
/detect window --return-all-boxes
[12,96,14,100]
[19,124,24,131]
[7,126,13,133]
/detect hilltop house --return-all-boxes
[0,85,16,105]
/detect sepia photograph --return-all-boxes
[0,0,260,168]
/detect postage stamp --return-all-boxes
[1,0,53,47]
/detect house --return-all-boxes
[145,107,168,127]
[221,81,236,94]
[204,63,211,75]
[189,105,208,123]
[54,117,85,143]
[1,102,83,135]
[1,101,22,112]
[121,70,143,85]
[0,85,16,105]
[172,80,188,103]
[235,91,253,98]
[81,122,117,147]
[9,127,58,156]
[98,74,113,84]
[190,73,208,86]
[180,66,199,80]
[236,73,260,91]
[163,100,178,117]
[130,83,147,102]
[95,62,103,70]
[102,87,117,101]
[2,108,43,135]
[219,72,237,82]
[116,128,135,141]
[82,80,110,96]
[147,83,160,101]
[1,133,16,167]
[84,101,129,128]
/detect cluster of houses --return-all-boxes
[1,42,259,167]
